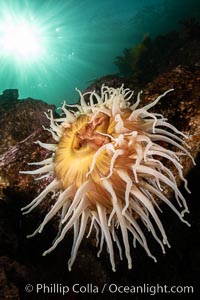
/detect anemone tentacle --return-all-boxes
[21,85,195,271]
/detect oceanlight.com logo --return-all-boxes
[24,283,194,296]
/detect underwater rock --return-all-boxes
[0,96,56,239]
[0,89,19,116]
[0,97,59,299]
[0,97,56,201]
[0,98,55,154]
[0,256,28,300]
[1,89,19,101]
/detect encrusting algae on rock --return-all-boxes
[20,85,195,271]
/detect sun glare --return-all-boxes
[0,19,43,60]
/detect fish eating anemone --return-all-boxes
[20,85,195,272]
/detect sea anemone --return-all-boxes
[20,85,195,272]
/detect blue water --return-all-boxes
[0,0,199,105]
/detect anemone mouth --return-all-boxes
[54,112,113,190]
[20,85,195,272]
